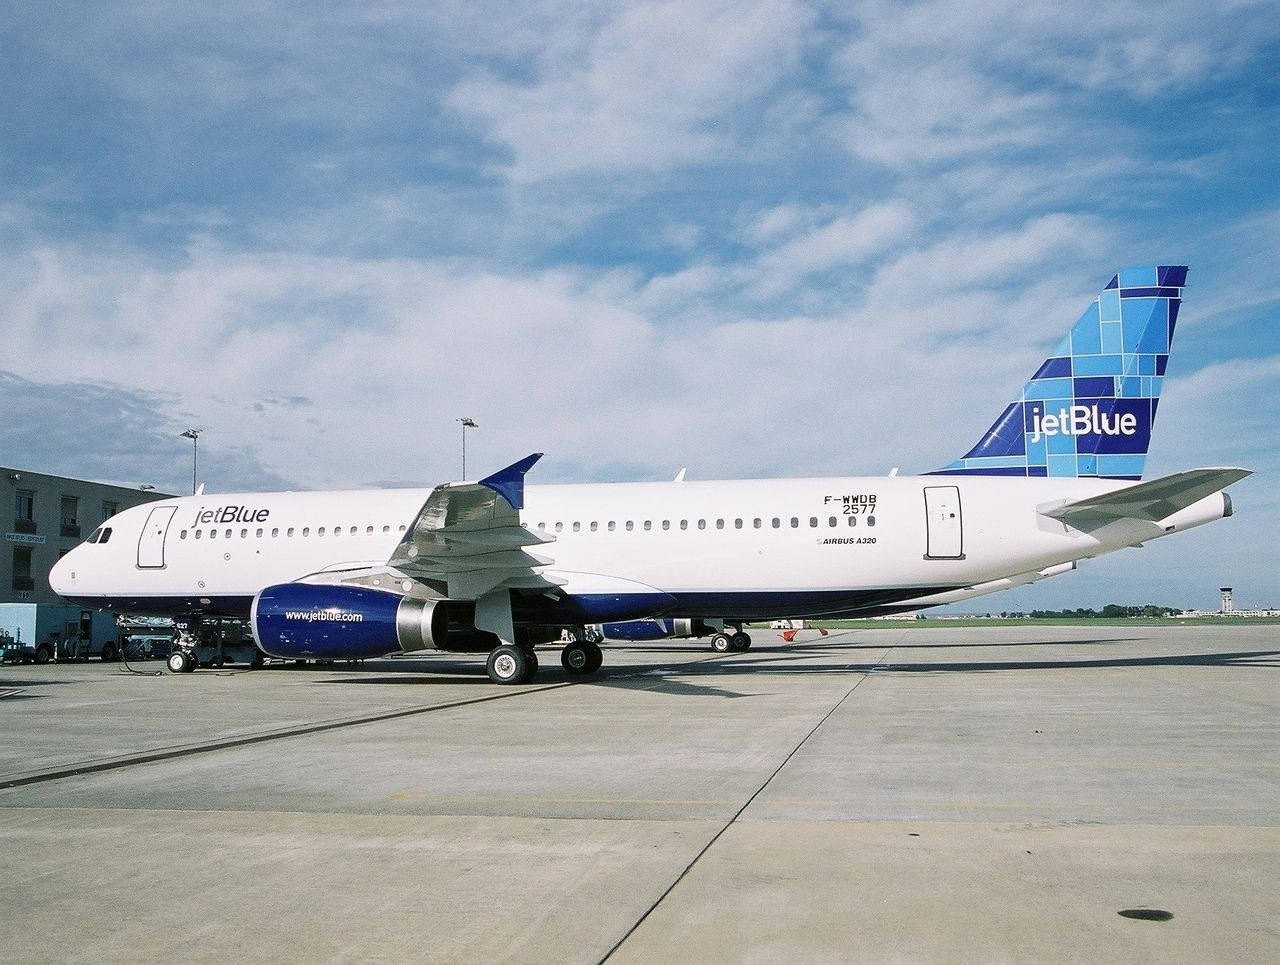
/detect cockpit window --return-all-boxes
[87,527,103,544]
[99,527,112,544]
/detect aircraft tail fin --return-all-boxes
[933,266,1187,480]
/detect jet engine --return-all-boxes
[598,618,715,642]
[251,583,498,659]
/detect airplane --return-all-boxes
[51,265,1250,684]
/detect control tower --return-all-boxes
[1220,587,1234,614]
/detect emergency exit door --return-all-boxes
[137,506,178,568]
[923,486,964,559]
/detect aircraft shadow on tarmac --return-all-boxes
[309,640,1280,702]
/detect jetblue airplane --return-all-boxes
[51,266,1249,683]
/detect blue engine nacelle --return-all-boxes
[251,583,454,660]
[599,618,712,642]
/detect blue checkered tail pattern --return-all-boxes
[932,266,1186,480]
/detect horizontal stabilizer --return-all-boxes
[1039,467,1251,528]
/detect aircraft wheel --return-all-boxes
[710,632,733,653]
[732,632,751,651]
[561,641,596,675]
[167,650,189,674]
[250,651,264,669]
[100,642,118,662]
[522,647,539,682]
[583,641,603,673]
[487,645,530,685]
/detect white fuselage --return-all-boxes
[49,474,1229,623]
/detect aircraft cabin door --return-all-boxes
[923,486,965,560]
[137,506,178,568]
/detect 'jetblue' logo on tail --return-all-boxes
[1030,404,1138,443]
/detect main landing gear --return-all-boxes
[483,631,604,685]
[710,629,751,653]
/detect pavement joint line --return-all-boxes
[599,641,899,963]
[0,681,575,791]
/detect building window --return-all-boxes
[15,489,34,522]
[60,496,80,538]
[102,500,118,521]
[12,546,34,591]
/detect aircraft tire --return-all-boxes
[584,641,603,673]
[732,632,751,651]
[561,641,595,675]
[167,650,188,674]
[100,642,118,662]
[487,645,530,685]
[710,633,733,653]
[522,647,539,683]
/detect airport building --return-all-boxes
[2,467,173,660]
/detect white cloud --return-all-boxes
[447,0,816,182]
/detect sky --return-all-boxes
[2,0,1278,611]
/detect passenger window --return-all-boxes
[303,527,310,537]
[225,529,231,539]
[809,517,818,527]
[272,528,279,537]
[351,526,358,535]
[754,518,762,529]
[734,518,743,529]
[697,519,705,530]
[626,521,634,531]
[848,516,857,527]
[661,520,670,531]
[318,527,326,536]
[399,525,406,532]
[643,521,652,531]
[256,528,264,538]
[716,519,724,529]
[241,528,248,538]
[572,522,581,532]
[382,525,390,533]
[867,516,876,527]
[366,526,373,534]
[287,527,295,537]
[680,520,688,530]
[772,518,780,528]
[195,530,203,539]
[537,522,545,530]
[180,530,188,540]
[790,518,799,528]
[828,517,837,527]
[608,521,616,531]
[555,522,563,532]
[209,529,217,540]
[589,521,598,532]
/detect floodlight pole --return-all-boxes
[180,428,202,495]
[458,418,478,479]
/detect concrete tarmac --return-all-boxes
[1,624,1277,963]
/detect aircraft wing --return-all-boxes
[386,453,560,599]
[303,454,560,600]
[1039,467,1251,529]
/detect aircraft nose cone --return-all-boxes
[49,552,76,596]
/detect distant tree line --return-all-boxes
[999,604,1183,619]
